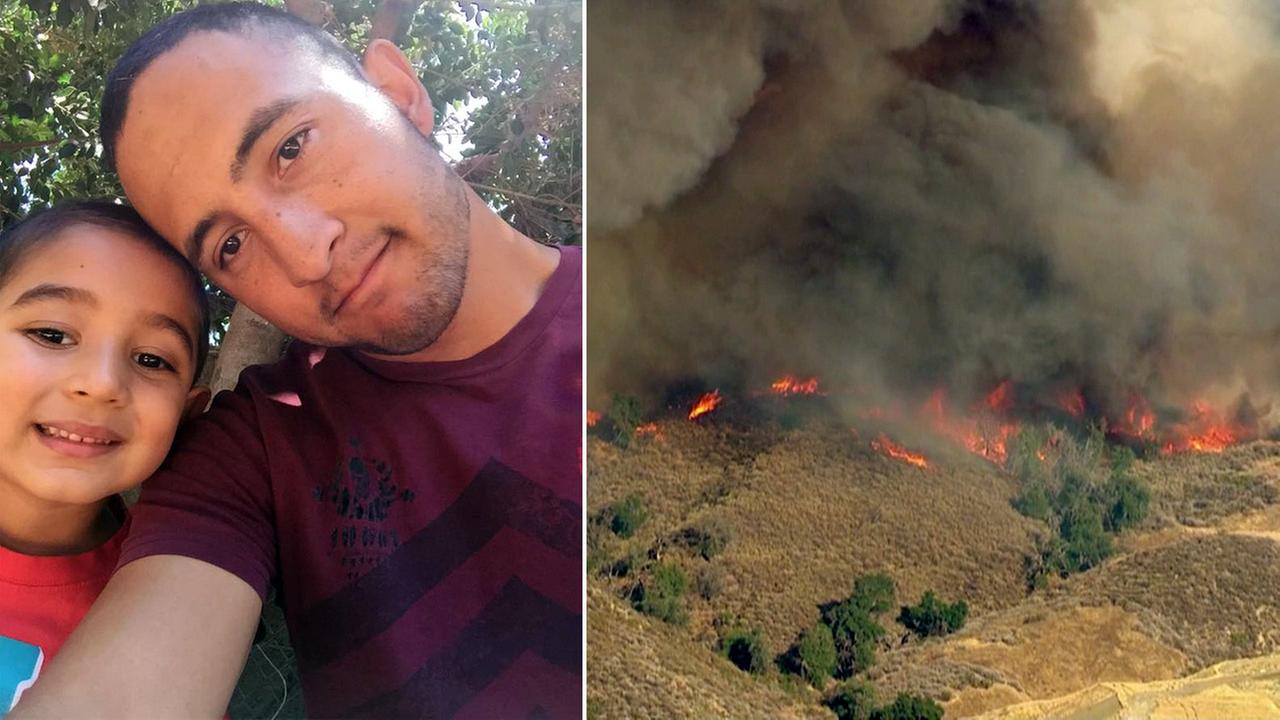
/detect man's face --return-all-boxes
[114,29,469,355]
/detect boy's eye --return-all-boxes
[134,352,175,372]
[26,328,72,346]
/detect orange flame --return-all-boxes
[635,422,664,441]
[688,390,723,420]
[1160,401,1252,454]
[871,434,929,468]
[1058,389,1085,418]
[1113,395,1156,439]
[920,387,1020,465]
[770,375,822,396]
[985,380,1015,413]
[587,410,601,428]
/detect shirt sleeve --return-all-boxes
[117,383,276,600]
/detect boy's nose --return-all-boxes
[66,351,129,405]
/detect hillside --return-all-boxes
[587,417,1280,718]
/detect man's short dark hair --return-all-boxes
[0,200,212,382]
[100,1,364,172]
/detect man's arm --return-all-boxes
[12,555,261,719]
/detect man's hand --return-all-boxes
[11,555,261,719]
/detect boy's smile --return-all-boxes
[35,421,125,458]
[0,225,205,513]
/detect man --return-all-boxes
[13,3,582,718]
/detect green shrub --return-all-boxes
[795,622,837,687]
[675,516,734,560]
[1013,480,1053,522]
[608,394,642,447]
[870,693,943,720]
[1008,423,1147,586]
[633,562,686,624]
[1059,508,1113,572]
[822,601,885,678]
[825,680,878,720]
[851,573,896,615]
[607,494,648,539]
[721,626,769,674]
[693,563,726,600]
[898,591,967,638]
[1101,471,1150,532]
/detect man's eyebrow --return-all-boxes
[230,98,300,183]
[146,312,197,359]
[10,283,98,309]
[186,212,218,266]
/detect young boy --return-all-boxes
[0,200,210,716]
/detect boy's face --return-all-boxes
[0,225,205,507]
[115,30,470,357]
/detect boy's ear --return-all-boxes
[363,39,435,136]
[182,387,212,422]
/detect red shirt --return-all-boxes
[0,506,128,713]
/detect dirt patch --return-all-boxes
[944,606,1186,713]
[972,653,1280,719]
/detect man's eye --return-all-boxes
[278,129,309,170]
[26,328,72,346]
[134,352,175,372]
[218,233,244,269]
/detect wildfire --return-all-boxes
[871,434,929,468]
[587,410,601,427]
[1058,388,1085,418]
[770,375,823,396]
[635,422,665,441]
[688,390,723,420]
[1160,401,1252,454]
[985,380,1015,413]
[921,387,1020,465]
[1113,395,1156,439]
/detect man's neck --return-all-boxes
[0,479,118,556]
[366,185,561,364]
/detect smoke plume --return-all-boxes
[587,0,1280,427]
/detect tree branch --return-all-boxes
[0,139,63,152]
[370,0,424,42]
[467,181,580,209]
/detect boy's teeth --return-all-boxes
[39,424,114,445]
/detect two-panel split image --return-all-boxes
[0,0,1278,718]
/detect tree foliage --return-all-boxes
[720,625,769,675]
[898,591,967,638]
[825,680,878,720]
[1008,424,1150,585]
[633,561,686,625]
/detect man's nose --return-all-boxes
[263,204,344,287]
[65,346,129,406]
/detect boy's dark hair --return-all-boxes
[0,200,212,382]
[100,1,364,172]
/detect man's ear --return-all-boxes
[182,386,212,423]
[363,39,435,136]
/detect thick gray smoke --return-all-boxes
[587,0,1280,425]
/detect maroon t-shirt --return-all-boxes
[120,247,582,719]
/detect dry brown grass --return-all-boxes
[587,422,1280,719]
[587,586,831,719]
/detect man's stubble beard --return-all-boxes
[352,167,471,357]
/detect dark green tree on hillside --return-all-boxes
[898,591,967,638]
